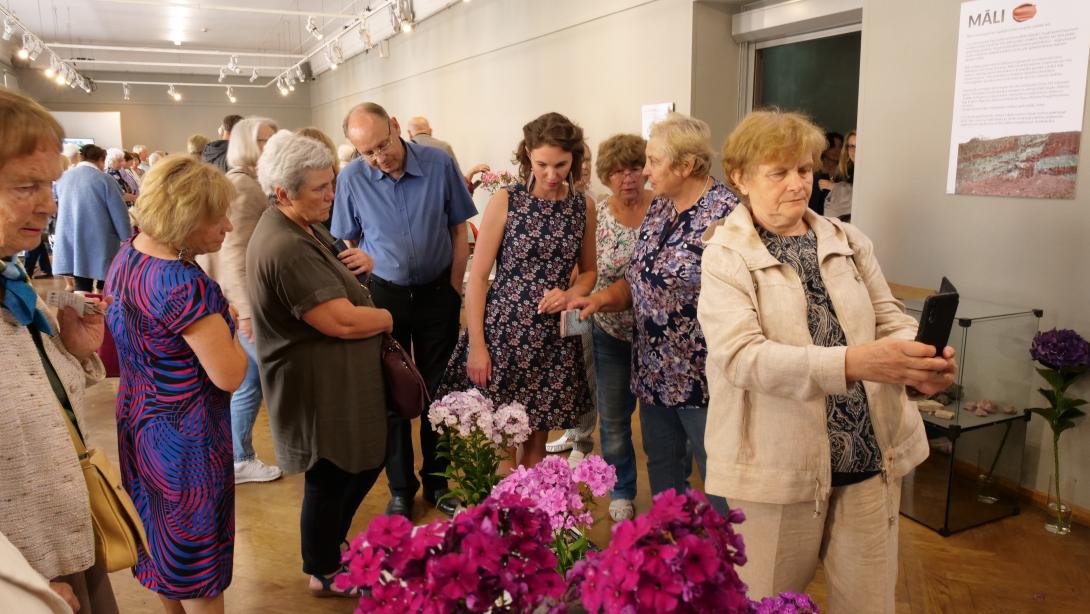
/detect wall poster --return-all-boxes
[946,0,1090,199]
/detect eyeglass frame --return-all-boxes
[358,121,397,161]
[608,167,644,181]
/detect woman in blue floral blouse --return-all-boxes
[572,113,737,514]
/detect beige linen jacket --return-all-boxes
[1,300,104,579]
[196,167,267,319]
[697,205,929,507]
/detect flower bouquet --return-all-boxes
[1028,328,1089,534]
[566,490,819,613]
[430,390,531,506]
[492,454,617,574]
[476,169,519,194]
[338,493,566,613]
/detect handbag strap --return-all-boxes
[28,327,89,458]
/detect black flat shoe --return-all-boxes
[385,495,413,519]
[425,489,463,517]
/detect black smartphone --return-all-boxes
[915,277,959,356]
[310,223,370,284]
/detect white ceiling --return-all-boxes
[1,0,454,85]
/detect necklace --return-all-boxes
[673,175,712,217]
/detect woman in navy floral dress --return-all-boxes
[573,113,737,514]
[106,156,248,612]
[439,112,596,468]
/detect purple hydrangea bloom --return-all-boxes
[1031,328,1090,370]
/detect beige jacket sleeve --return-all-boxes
[840,223,918,342]
[699,244,849,402]
[216,172,267,320]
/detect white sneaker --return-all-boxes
[234,458,283,484]
[609,499,635,521]
[546,430,578,453]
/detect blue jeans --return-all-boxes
[639,402,729,516]
[591,322,638,501]
[232,332,263,462]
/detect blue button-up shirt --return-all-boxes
[331,139,477,285]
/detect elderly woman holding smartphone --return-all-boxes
[698,110,957,613]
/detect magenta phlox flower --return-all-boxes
[365,513,413,549]
[460,531,503,573]
[428,553,479,601]
[677,534,718,583]
[749,591,820,613]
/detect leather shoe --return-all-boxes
[385,495,413,519]
[425,489,462,517]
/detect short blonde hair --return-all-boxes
[226,117,278,170]
[187,133,209,156]
[134,155,234,250]
[649,113,714,177]
[0,87,64,169]
[721,110,826,193]
[596,134,647,185]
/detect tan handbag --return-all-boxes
[60,410,150,573]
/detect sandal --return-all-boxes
[309,570,359,598]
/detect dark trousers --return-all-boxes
[369,272,461,499]
[24,238,51,276]
[301,458,383,576]
[74,276,103,292]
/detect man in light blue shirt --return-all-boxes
[333,102,476,518]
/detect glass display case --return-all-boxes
[898,297,1042,535]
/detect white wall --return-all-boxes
[856,0,1090,508]
[310,0,706,210]
[52,111,123,149]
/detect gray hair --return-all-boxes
[257,130,334,199]
[649,112,714,177]
[132,144,148,155]
[105,147,126,165]
[226,117,278,171]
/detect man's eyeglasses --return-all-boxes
[359,122,396,161]
[609,168,643,181]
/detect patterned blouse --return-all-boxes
[592,200,640,342]
[758,227,882,482]
[626,179,738,408]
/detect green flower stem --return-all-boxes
[1053,430,1063,528]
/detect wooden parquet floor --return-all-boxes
[79,379,1089,613]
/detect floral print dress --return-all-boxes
[439,184,592,431]
[626,179,739,408]
[592,200,640,342]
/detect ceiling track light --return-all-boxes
[294,65,305,81]
[17,32,32,60]
[122,82,131,101]
[392,0,415,33]
[227,55,240,74]
[305,16,323,40]
[167,84,181,101]
[2,17,15,41]
[55,65,68,85]
[218,66,227,83]
[277,78,289,96]
[226,86,236,103]
[324,45,338,70]
[44,54,59,79]
[64,68,76,86]
[249,67,259,82]
[358,24,374,50]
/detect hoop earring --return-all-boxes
[177,246,191,261]
[567,171,575,195]
[526,171,535,193]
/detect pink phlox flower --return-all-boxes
[573,454,618,497]
[365,513,413,549]
[676,534,719,583]
[427,553,479,601]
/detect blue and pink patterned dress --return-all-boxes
[105,240,234,599]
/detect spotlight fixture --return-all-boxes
[78,77,92,94]
[249,67,259,82]
[277,78,289,96]
[17,32,32,60]
[226,86,237,103]
[218,66,227,83]
[392,0,415,33]
[54,65,67,85]
[294,65,305,81]
[227,55,240,74]
[27,40,41,61]
[44,55,58,79]
[167,84,181,101]
[286,76,296,92]
[64,67,76,86]
[324,45,338,70]
[305,16,323,40]
[2,17,15,41]
[122,82,131,101]
[358,24,373,50]
[331,41,344,65]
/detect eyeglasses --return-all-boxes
[609,168,643,181]
[359,122,396,161]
